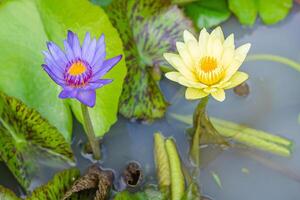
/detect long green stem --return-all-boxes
[247,54,300,72]
[81,104,101,160]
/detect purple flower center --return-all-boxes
[64,58,92,87]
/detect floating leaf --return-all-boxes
[0,185,21,200]
[0,0,126,139]
[165,139,185,200]
[106,0,193,121]
[228,0,293,26]
[0,92,74,190]
[27,168,80,200]
[63,165,113,200]
[184,0,231,29]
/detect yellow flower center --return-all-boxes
[196,56,225,85]
[68,61,86,76]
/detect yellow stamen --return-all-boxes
[68,61,86,76]
[196,56,225,85]
[200,56,217,72]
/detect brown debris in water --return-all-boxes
[233,82,250,97]
[63,164,113,200]
[123,162,143,187]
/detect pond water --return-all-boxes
[1,5,300,200]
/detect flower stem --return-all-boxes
[81,103,101,160]
[190,96,209,167]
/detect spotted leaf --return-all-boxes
[0,92,74,191]
[106,0,193,121]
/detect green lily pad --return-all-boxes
[0,92,74,190]
[106,0,193,121]
[27,168,82,200]
[0,0,126,138]
[0,185,21,200]
[228,0,293,26]
[114,188,163,200]
[184,0,231,29]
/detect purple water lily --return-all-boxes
[42,30,122,107]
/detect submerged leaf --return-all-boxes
[184,0,231,29]
[0,185,21,200]
[0,92,74,190]
[107,0,193,121]
[63,165,113,200]
[153,133,171,195]
[0,0,126,138]
[165,139,185,200]
[27,168,80,200]
[228,0,293,26]
[210,171,222,189]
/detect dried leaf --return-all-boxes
[123,162,143,187]
[63,165,113,200]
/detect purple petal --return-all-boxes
[76,90,96,107]
[42,64,65,86]
[87,79,112,89]
[91,42,106,67]
[59,88,77,99]
[47,42,68,66]
[43,51,64,72]
[96,34,105,50]
[67,30,75,46]
[85,38,97,64]
[71,32,82,58]
[92,55,122,81]
[81,32,91,61]
[64,40,75,61]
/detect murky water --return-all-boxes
[1,5,300,200]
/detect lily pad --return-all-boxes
[184,0,231,29]
[106,0,193,121]
[0,92,74,190]
[0,185,21,200]
[0,0,126,138]
[228,0,293,26]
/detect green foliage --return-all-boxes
[106,0,193,121]
[114,188,163,200]
[181,183,201,200]
[27,168,80,200]
[0,92,74,190]
[0,0,126,139]
[184,0,231,29]
[0,185,21,200]
[228,0,293,26]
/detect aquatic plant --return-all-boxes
[42,30,122,159]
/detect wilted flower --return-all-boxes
[42,31,122,107]
[164,27,250,101]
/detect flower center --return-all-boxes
[68,61,86,75]
[64,59,92,87]
[200,56,218,72]
[196,56,225,85]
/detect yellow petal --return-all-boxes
[164,53,196,80]
[186,40,201,62]
[183,30,197,43]
[223,71,249,89]
[203,87,218,93]
[207,37,223,60]
[211,89,226,102]
[223,34,235,49]
[210,26,224,42]
[198,28,209,57]
[185,88,208,100]
[223,43,251,81]
[176,42,194,69]
[165,72,207,89]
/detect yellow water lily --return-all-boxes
[164,27,250,102]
